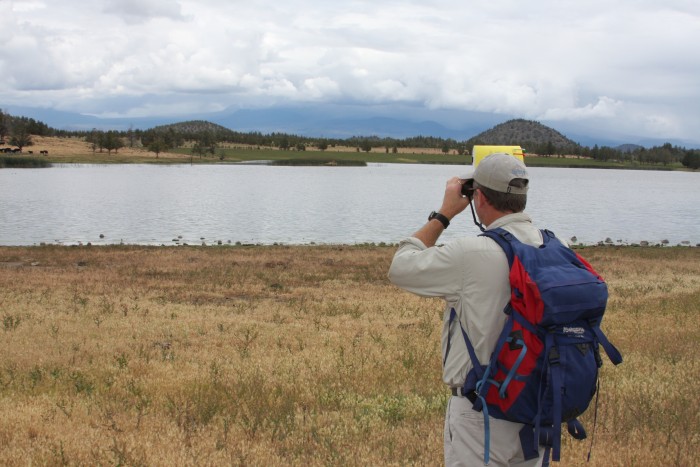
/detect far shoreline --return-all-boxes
[1,135,694,171]
[1,154,691,171]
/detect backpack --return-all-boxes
[450,228,622,466]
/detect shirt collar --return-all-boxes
[485,212,532,230]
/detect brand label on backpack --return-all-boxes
[563,326,586,336]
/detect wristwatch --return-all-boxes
[428,211,450,229]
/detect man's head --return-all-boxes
[465,152,529,213]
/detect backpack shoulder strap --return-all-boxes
[479,227,516,266]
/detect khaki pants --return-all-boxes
[444,396,544,467]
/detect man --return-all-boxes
[388,153,545,466]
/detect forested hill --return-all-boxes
[152,120,237,139]
[467,119,581,154]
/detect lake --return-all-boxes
[0,164,698,246]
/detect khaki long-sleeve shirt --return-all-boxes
[388,212,546,387]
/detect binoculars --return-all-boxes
[461,178,475,198]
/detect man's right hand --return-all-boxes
[439,177,471,221]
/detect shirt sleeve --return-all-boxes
[387,236,464,299]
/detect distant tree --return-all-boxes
[147,136,172,159]
[657,142,676,165]
[296,143,306,151]
[360,140,372,152]
[593,146,617,162]
[127,124,137,148]
[166,128,184,148]
[546,141,555,157]
[441,143,450,154]
[102,131,124,155]
[86,129,102,154]
[0,110,8,142]
[22,117,52,136]
[192,141,207,158]
[191,132,216,158]
[317,141,328,151]
[278,137,290,151]
[640,143,680,165]
[10,121,33,152]
[681,150,700,169]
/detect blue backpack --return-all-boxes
[450,228,622,466]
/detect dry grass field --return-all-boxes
[25,136,188,163]
[0,244,698,466]
[22,136,457,164]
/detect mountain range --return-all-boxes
[3,104,690,149]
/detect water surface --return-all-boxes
[0,164,697,246]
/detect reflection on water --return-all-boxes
[0,164,698,246]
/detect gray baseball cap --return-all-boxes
[463,152,529,194]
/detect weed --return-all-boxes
[69,371,95,396]
[3,314,21,331]
[49,441,69,466]
[28,366,43,388]
[115,353,128,369]
[126,379,151,430]
[98,295,115,314]
[235,325,259,358]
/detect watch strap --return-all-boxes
[429,211,450,229]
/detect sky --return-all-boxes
[1,0,699,145]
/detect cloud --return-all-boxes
[540,97,623,121]
[103,0,187,24]
[1,0,699,144]
[302,77,341,100]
